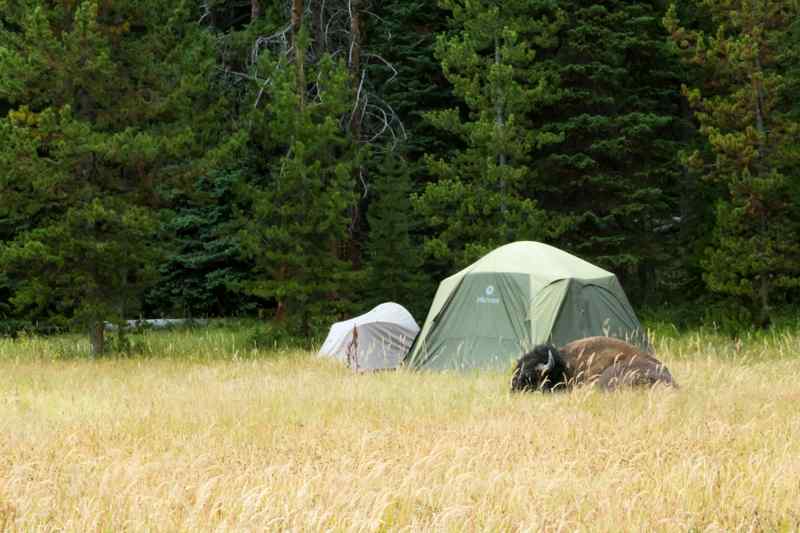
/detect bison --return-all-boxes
[510,336,677,392]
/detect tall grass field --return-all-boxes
[1,326,800,531]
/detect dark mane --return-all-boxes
[510,344,570,393]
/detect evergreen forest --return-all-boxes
[2,0,799,352]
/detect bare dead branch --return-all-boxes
[199,1,211,23]
[363,9,389,28]
[357,166,368,200]
[251,24,292,66]
[254,79,272,108]
[363,53,398,83]
[238,0,407,148]
[365,107,390,144]
[351,69,366,126]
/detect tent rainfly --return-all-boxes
[404,241,649,371]
[318,302,420,371]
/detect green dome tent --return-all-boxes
[404,241,648,371]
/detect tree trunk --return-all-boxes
[678,94,693,228]
[347,0,365,267]
[251,0,261,20]
[753,53,768,168]
[301,309,311,339]
[494,37,505,166]
[752,52,771,329]
[494,36,507,217]
[89,321,105,356]
[291,0,305,108]
[311,0,325,57]
[757,275,771,328]
[349,0,363,139]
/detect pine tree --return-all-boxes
[0,1,225,353]
[363,153,431,320]
[369,0,454,161]
[665,0,800,326]
[143,171,256,318]
[414,0,569,270]
[786,12,800,120]
[240,52,360,335]
[0,163,20,325]
[524,0,685,302]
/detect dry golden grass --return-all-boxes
[1,329,800,532]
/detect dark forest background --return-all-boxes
[2,0,799,352]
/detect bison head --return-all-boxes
[510,344,570,393]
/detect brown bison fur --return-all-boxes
[510,336,677,392]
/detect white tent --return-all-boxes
[318,302,420,371]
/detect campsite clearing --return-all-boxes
[1,328,800,531]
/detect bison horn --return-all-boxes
[536,349,555,373]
